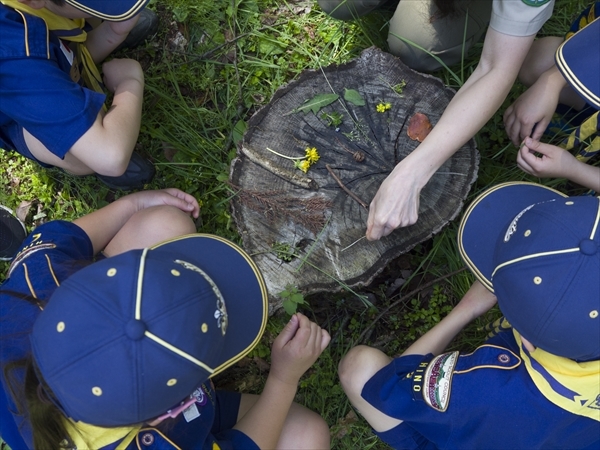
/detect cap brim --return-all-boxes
[458,182,567,292]
[149,234,268,376]
[555,17,600,110]
[65,0,149,21]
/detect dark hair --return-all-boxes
[4,356,74,450]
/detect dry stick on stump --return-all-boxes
[325,164,368,209]
[357,267,467,344]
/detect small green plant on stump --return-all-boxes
[279,284,307,315]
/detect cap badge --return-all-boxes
[174,260,228,335]
[504,204,535,242]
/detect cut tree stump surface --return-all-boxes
[230,47,479,312]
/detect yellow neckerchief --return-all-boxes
[513,328,600,422]
[563,111,600,163]
[63,419,140,450]
[1,0,104,93]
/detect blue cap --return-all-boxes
[458,182,600,361]
[65,0,149,21]
[555,17,600,110]
[31,234,268,426]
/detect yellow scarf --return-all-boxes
[514,328,600,422]
[1,0,104,93]
[63,419,140,450]
[563,111,600,163]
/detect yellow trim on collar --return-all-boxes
[514,329,600,422]
[64,419,140,450]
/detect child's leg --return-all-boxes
[237,394,330,449]
[518,37,586,110]
[338,345,402,432]
[22,129,95,175]
[103,205,196,257]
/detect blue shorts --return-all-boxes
[164,390,259,449]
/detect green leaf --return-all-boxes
[343,88,365,106]
[291,93,339,115]
[232,119,247,145]
[290,292,304,304]
[282,299,298,315]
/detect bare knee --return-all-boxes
[104,205,196,256]
[138,205,196,239]
[279,403,330,449]
[339,345,390,398]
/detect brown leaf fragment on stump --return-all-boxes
[407,112,432,142]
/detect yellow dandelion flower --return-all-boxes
[305,147,320,164]
[376,103,386,113]
[295,159,311,173]
[384,102,392,111]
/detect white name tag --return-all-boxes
[183,403,200,422]
[59,39,74,65]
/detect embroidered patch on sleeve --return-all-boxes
[8,243,56,278]
[521,0,551,6]
[422,351,459,412]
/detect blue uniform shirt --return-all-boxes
[0,4,105,164]
[362,323,600,449]
[0,221,258,450]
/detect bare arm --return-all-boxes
[402,281,497,356]
[73,189,200,254]
[68,59,144,176]
[85,16,140,63]
[503,65,568,146]
[366,29,536,240]
[518,138,600,193]
[233,313,330,449]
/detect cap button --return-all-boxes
[580,239,598,256]
[125,319,147,340]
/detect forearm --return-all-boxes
[233,375,298,449]
[401,306,472,357]
[102,77,144,158]
[69,76,143,175]
[73,195,141,254]
[401,50,523,183]
[566,161,600,192]
[401,281,496,357]
[86,18,139,63]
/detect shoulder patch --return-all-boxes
[8,242,56,278]
[521,0,551,6]
[422,351,459,412]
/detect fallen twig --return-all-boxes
[357,267,466,344]
[325,164,368,209]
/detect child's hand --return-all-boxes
[517,137,578,179]
[503,80,559,147]
[127,189,200,218]
[270,313,330,386]
[102,58,144,93]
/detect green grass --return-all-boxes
[0,0,593,448]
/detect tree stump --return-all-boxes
[230,47,479,312]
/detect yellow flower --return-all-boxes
[295,159,311,173]
[305,147,320,164]
[376,102,392,113]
